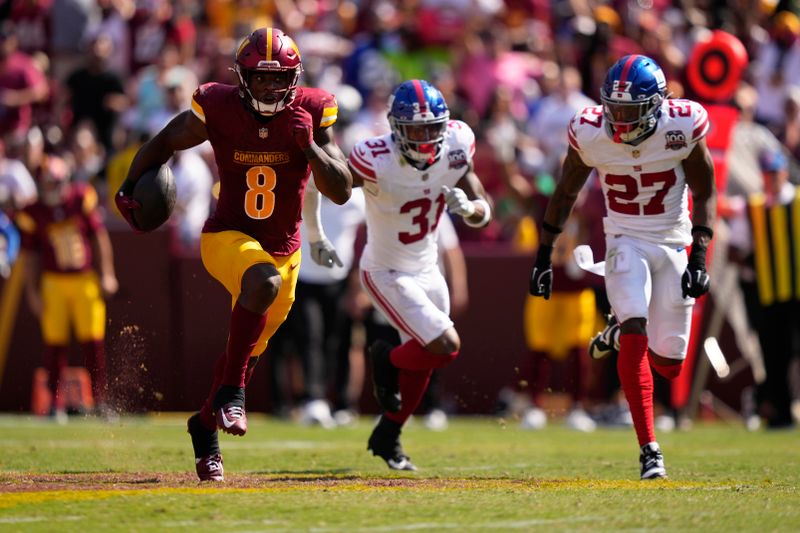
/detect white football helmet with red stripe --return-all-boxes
[600,55,667,144]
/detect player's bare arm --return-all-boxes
[540,146,593,246]
[305,126,352,205]
[125,111,208,186]
[529,146,592,298]
[682,137,717,248]
[680,136,716,299]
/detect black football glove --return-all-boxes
[529,244,553,299]
[682,243,710,299]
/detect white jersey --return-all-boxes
[568,99,709,246]
[349,120,475,272]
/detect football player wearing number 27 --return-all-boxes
[115,28,352,481]
[349,80,492,471]
[529,55,716,480]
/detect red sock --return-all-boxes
[389,339,458,370]
[45,345,68,410]
[222,302,267,387]
[617,333,655,446]
[199,351,227,430]
[385,368,433,425]
[648,351,683,380]
[80,340,106,404]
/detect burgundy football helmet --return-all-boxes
[233,27,302,116]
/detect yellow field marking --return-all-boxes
[0,478,755,509]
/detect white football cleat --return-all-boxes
[520,407,547,430]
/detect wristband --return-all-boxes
[542,221,563,235]
[692,225,714,240]
[464,198,491,228]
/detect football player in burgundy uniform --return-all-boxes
[349,80,492,470]
[17,154,118,422]
[115,28,352,481]
[529,55,716,479]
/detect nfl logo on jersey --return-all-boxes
[259,127,269,139]
[665,130,686,150]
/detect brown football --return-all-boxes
[132,164,176,232]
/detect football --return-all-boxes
[132,164,176,232]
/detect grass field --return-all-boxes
[0,413,798,532]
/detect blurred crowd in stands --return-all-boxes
[0,0,798,429]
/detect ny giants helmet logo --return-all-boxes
[448,149,467,169]
[665,130,687,150]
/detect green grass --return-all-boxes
[0,414,798,531]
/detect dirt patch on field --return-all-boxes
[0,473,538,493]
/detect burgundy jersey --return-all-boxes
[192,84,339,255]
[16,183,102,273]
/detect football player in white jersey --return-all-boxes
[528,55,717,479]
[347,79,492,470]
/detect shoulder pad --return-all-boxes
[664,99,709,142]
[80,184,99,214]
[568,106,605,152]
[296,87,339,129]
[446,120,476,158]
[348,138,380,183]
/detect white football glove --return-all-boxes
[442,186,475,218]
[309,238,343,268]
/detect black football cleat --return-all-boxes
[640,442,667,480]
[368,340,401,413]
[368,416,417,471]
[188,413,223,481]
[589,313,621,360]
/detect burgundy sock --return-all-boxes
[199,351,227,430]
[568,347,586,404]
[222,302,267,387]
[80,340,106,404]
[617,333,655,446]
[45,345,68,410]
[530,350,551,403]
[244,356,260,384]
[385,368,433,425]
[389,339,458,370]
[648,351,683,380]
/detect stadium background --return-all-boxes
[0,0,795,420]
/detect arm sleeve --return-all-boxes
[302,177,325,242]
